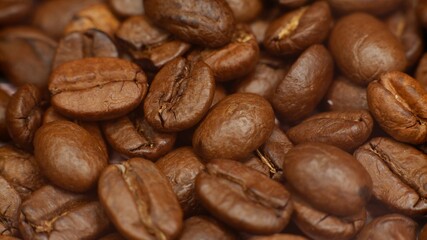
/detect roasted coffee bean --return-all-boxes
[144,57,215,132]
[249,234,308,240]
[0,0,32,25]
[329,13,406,86]
[188,24,259,82]
[144,0,235,48]
[98,158,183,240]
[49,57,148,121]
[272,44,333,123]
[32,0,103,39]
[116,16,190,71]
[354,137,427,216]
[386,9,424,67]
[52,29,118,69]
[34,121,107,192]
[179,216,235,240]
[416,53,427,90]
[64,3,119,37]
[0,88,10,140]
[224,0,262,22]
[193,93,275,161]
[0,27,57,88]
[367,71,427,144]
[109,0,144,17]
[292,196,367,240]
[324,75,369,111]
[0,176,21,236]
[6,84,43,151]
[0,145,45,200]
[196,159,293,234]
[19,185,110,240]
[287,110,373,152]
[327,0,403,15]
[356,214,417,240]
[243,154,274,178]
[264,1,332,56]
[284,143,372,216]
[156,147,205,216]
[102,110,176,160]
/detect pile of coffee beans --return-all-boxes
[2,0,427,239]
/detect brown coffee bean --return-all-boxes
[19,185,110,240]
[116,16,190,71]
[264,1,332,56]
[0,88,10,140]
[49,57,148,121]
[0,27,57,88]
[284,143,372,216]
[292,196,366,240]
[179,216,236,240]
[224,0,262,22]
[156,147,205,216]
[249,234,308,240]
[329,13,406,86]
[324,75,369,111]
[0,0,32,25]
[34,121,107,192]
[416,53,427,90]
[98,158,183,240]
[0,145,45,200]
[271,44,333,123]
[144,57,215,132]
[188,24,259,82]
[354,137,427,216]
[102,111,176,160]
[193,93,275,161]
[32,0,103,39]
[52,29,118,69]
[386,9,424,67]
[109,0,144,17]
[196,159,293,234]
[144,0,235,48]
[64,3,120,37]
[6,84,43,151]
[0,176,21,236]
[327,0,403,15]
[287,110,374,152]
[367,71,427,144]
[356,214,417,240]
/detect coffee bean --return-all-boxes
[109,0,144,17]
[6,84,43,151]
[284,143,372,216]
[188,24,259,82]
[193,93,275,161]
[19,185,110,240]
[292,196,367,240]
[34,121,107,192]
[0,176,21,236]
[49,57,148,121]
[354,137,427,216]
[0,0,33,25]
[329,13,406,85]
[367,71,427,144]
[0,88,10,140]
[144,57,215,132]
[0,27,57,88]
[0,145,45,200]
[324,75,369,111]
[196,159,293,234]
[271,44,333,123]
[287,110,373,152]
[102,111,176,160]
[144,0,235,48]
[52,29,118,69]
[156,147,205,216]
[326,0,403,15]
[264,1,332,55]
[179,216,236,240]
[224,0,262,22]
[98,158,183,240]
[356,214,417,240]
